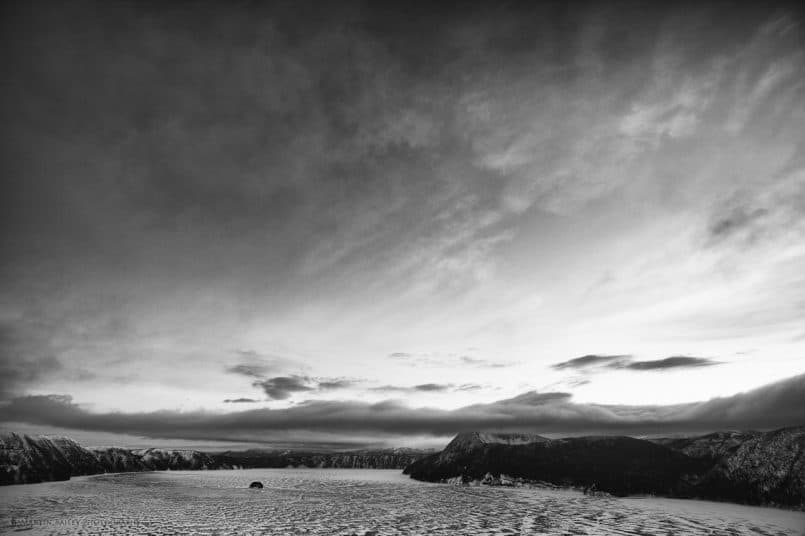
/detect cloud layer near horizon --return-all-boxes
[2,373,802,447]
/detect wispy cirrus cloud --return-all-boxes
[389,352,516,369]
[459,356,517,368]
[370,383,453,394]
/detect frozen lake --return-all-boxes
[1,469,803,535]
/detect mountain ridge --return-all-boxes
[403,426,805,509]
[0,432,429,485]
[5,427,804,510]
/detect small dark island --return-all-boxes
[249,481,264,489]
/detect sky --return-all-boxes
[1,1,804,449]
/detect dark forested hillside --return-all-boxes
[405,427,805,509]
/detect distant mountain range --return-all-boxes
[404,427,805,509]
[0,432,428,485]
[214,447,427,471]
[4,428,803,510]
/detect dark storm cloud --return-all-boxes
[253,376,315,400]
[551,354,630,370]
[223,398,258,403]
[2,374,803,444]
[615,356,721,371]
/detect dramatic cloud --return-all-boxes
[223,398,258,404]
[552,355,630,370]
[0,2,803,427]
[2,374,802,446]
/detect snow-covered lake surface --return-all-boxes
[1,468,803,535]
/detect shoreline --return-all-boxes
[9,467,805,514]
[2,468,803,536]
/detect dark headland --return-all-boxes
[405,427,805,510]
